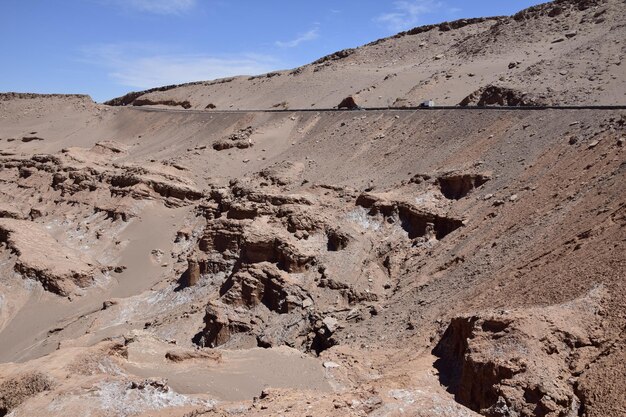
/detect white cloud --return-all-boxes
[375,0,443,32]
[108,0,196,15]
[82,43,280,89]
[275,27,320,48]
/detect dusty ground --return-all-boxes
[0,1,625,416]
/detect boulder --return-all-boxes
[337,96,360,110]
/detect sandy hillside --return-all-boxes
[105,0,626,109]
[0,1,625,417]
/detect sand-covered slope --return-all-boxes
[1,90,625,417]
[105,0,626,109]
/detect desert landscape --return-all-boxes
[0,0,625,416]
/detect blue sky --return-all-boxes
[0,0,544,102]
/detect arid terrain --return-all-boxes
[0,1,625,416]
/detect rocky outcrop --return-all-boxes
[326,228,350,251]
[132,99,192,109]
[219,263,307,313]
[1,153,203,207]
[0,219,102,296]
[241,230,315,273]
[0,92,92,101]
[194,274,327,352]
[197,217,315,275]
[459,85,545,107]
[433,301,607,417]
[0,203,24,220]
[438,173,490,200]
[311,48,356,65]
[0,372,54,416]
[356,193,464,240]
[103,82,203,106]
[366,17,502,47]
[198,218,245,256]
[213,126,254,151]
[337,96,360,110]
[184,258,201,287]
[190,176,462,354]
[164,348,221,363]
[190,181,359,352]
[21,136,44,143]
[259,161,305,186]
[513,0,602,21]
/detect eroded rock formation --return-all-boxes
[434,294,608,417]
[460,85,544,107]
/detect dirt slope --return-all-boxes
[1,93,624,417]
[105,0,626,109]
